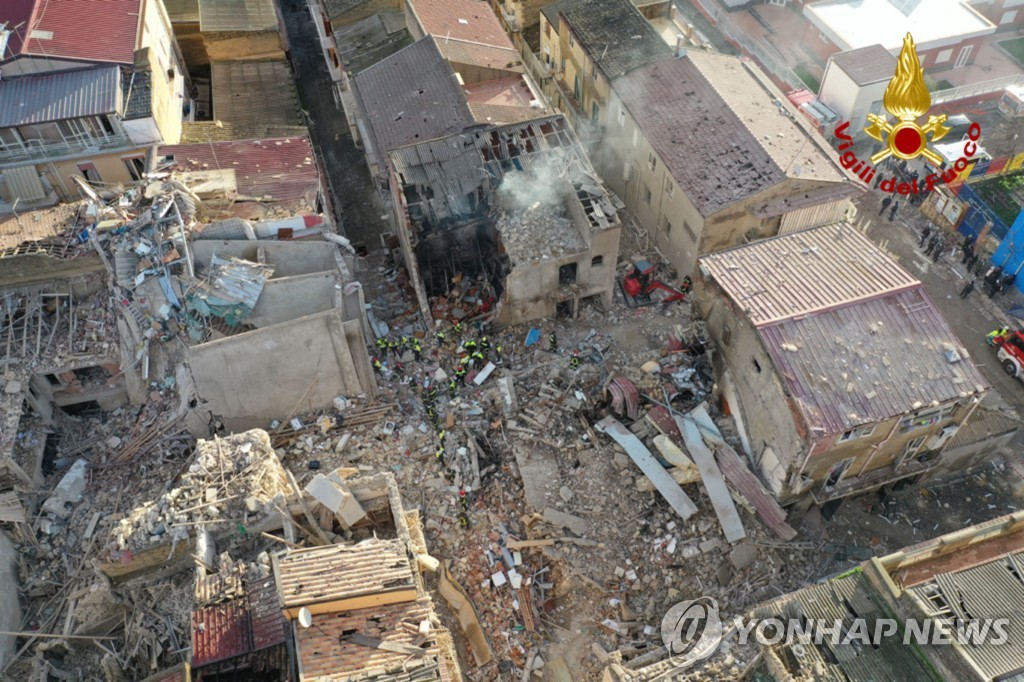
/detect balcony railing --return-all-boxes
[812,456,939,504]
[0,132,135,168]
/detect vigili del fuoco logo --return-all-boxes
[833,33,982,195]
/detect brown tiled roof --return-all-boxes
[827,44,897,86]
[274,539,416,613]
[436,39,522,72]
[408,0,513,49]
[191,599,251,668]
[613,50,849,217]
[297,598,449,681]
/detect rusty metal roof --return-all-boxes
[700,222,919,326]
[158,137,319,210]
[759,286,988,434]
[5,0,142,64]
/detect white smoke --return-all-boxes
[495,151,578,212]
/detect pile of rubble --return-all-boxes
[494,205,584,263]
[105,431,288,555]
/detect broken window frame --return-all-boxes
[837,424,876,443]
[664,176,674,199]
[648,151,657,172]
[899,403,957,433]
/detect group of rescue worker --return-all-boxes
[369,320,585,528]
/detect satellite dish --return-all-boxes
[298,607,313,629]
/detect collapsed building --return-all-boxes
[388,114,622,325]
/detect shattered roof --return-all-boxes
[274,538,416,611]
[702,224,987,434]
[542,0,669,79]
[754,571,935,681]
[211,61,302,129]
[0,66,121,128]
[613,50,850,218]
[699,223,918,326]
[297,598,449,681]
[191,576,287,668]
[158,137,319,209]
[352,37,475,166]
[2,0,141,64]
[909,552,1024,679]
[827,44,897,86]
[199,0,279,31]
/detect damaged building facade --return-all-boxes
[696,223,989,513]
[387,115,621,325]
[601,49,859,279]
[0,0,188,208]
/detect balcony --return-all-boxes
[0,132,135,169]
[812,455,939,504]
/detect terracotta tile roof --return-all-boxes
[191,576,288,669]
[408,0,513,49]
[543,0,669,79]
[191,598,251,668]
[0,0,37,58]
[275,538,416,612]
[699,222,918,326]
[436,39,521,72]
[827,44,897,86]
[297,598,449,681]
[10,0,142,64]
[613,50,850,217]
[157,137,320,209]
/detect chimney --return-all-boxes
[675,35,687,59]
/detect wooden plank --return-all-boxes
[596,416,697,520]
[506,538,555,550]
[677,416,746,543]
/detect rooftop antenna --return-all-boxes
[297,607,334,640]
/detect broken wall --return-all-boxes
[189,240,342,278]
[246,272,339,328]
[189,309,375,430]
[0,529,19,669]
[494,225,620,326]
[696,283,805,498]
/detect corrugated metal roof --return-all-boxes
[700,222,919,326]
[18,0,141,64]
[191,598,252,668]
[158,137,319,209]
[275,538,416,610]
[754,571,934,682]
[352,37,475,164]
[759,286,988,434]
[828,44,897,86]
[199,0,278,32]
[211,61,302,128]
[0,66,122,128]
[912,552,1024,679]
[2,165,46,202]
[613,50,850,218]
[164,0,200,22]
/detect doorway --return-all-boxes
[954,44,973,69]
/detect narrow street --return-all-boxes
[278,0,387,250]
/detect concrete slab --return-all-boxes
[596,416,698,520]
[677,416,747,543]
